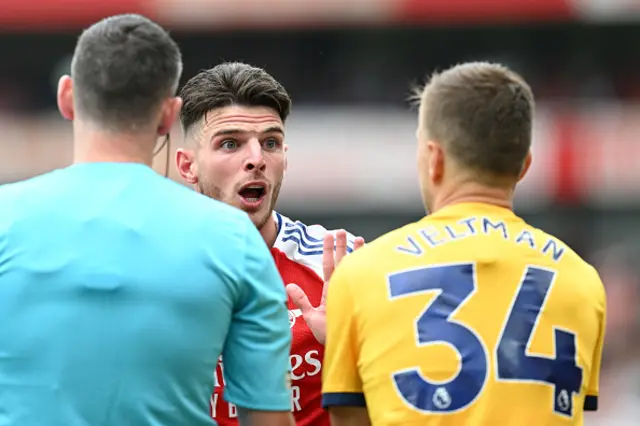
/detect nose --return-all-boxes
[244,139,266,172]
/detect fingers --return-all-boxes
[322,233,335,282]
[334,230,348,266]
[320,274,329,307]
[323,230,365,283]
[286,284,313,315]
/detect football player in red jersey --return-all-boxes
[175,62,364,426]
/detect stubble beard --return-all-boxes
[197,178,283,233]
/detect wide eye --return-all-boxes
[220,140,237,150]
[263,138,280,150]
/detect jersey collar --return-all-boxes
[427,202,518,221]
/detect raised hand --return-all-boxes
[285,230,365,344]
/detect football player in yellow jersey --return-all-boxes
[321,62,606,426]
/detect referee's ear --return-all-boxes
[158,96,182,137]
[57,75,74,121]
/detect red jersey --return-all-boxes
[210,212,357,426]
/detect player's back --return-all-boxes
[0,163,264,426]
[341,202,605,426]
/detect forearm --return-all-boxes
[237,408,295,426]
[328,406,371,426]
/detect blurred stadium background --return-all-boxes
[1,1,639,423]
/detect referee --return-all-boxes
[0,14,293,426]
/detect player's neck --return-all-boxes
[73,123,155,166]
[431,181,514,213]
[259,215,279,248]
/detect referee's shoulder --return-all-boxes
[0,173,52,205]
[0,174,60,233]
[0,181,20,198]
[162,178,253,234]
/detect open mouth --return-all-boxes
[238,184,267,204]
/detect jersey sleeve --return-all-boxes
[585,271,606,411]
[222,223,292,412]
[321,256,365,408]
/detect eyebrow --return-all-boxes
[212,126,285,138]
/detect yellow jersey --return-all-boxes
[322,203,605,426]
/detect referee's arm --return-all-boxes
[222,221,294,426]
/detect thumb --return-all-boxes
[286,284,314,316]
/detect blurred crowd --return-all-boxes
[1,1,639,423]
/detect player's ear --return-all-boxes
[158,96,183,137]
[57,75,74,121]
[518,150,533,182]
[176,147,198,184]
[426,140,445,184]
[283,144,289,173]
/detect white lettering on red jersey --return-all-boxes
[210,212,356,426]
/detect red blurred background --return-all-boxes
[1,1,638,423]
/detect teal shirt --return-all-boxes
[0,163,291,426]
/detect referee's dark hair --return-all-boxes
[71,14,182,133]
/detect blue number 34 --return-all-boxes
[388,263,582,417]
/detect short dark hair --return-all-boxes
[71,14,182,131]
[417,62,534,184]
[179,62,291,134]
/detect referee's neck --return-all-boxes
[73,126,155,167]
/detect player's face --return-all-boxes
[187,105,287,229]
